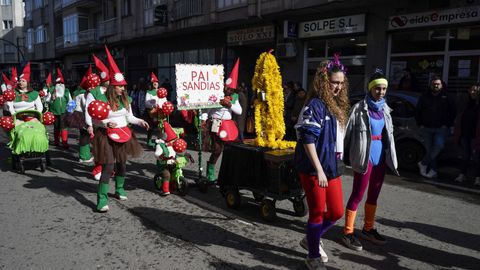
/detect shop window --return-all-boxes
[391,30,447,53]
[327,36,367,57]
[184,50,198,63]
[390,55,444,91]
[450,26,480,51]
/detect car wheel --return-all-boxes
[396,140,425,171]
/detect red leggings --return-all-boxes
[299,173,344,224]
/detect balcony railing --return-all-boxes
[55,29,98,49]
[175,0,203,19]
[98,18,117,37]
[54,0,98,11]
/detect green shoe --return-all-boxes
[97,183,109,212]
[79,145,92,161]
[114,176,128,201]
[147,139,156,148]
[207,163,217,182]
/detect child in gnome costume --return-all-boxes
[90,45,149,212]
[65,66,100,163]
[145,72,168,148]
[86,54,111,180]
[201,59,242,182]
[1,70,15,116]
[6,63,43,115]
[46,68,72,148]
[154,121,190,195]
[40,72,53,112]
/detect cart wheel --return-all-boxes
[177,177,189,196]
[19,162,25,174]
[292,197,308,217]
[153,174,162,191]
[225,189,241,209]
[252,192,264,202]
[198,181,208,193]
[40,160,47,172]
[260,199,276,222]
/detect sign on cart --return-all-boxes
[175,64,225,110]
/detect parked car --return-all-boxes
[349,91,459,171]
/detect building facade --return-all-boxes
[0,0,24,72]
[19,0,480,97]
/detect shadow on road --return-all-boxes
[129,207,304,269]
[22,173,97,211]
[377,217,480,254]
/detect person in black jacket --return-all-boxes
[415,76,456,178]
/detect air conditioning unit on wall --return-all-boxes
[276,43,296,58]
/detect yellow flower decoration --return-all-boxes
[251,52,296,149]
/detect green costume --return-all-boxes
[48,87,71,115]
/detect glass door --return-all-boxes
[447,55,480,94]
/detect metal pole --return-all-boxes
[197,108,203,182]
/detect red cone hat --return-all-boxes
[93,54,110,83]
[2,72,12,89]
[105,45,127,86]
[19,62,31,83]
[162,121,177,142]
[11,67,18,84]
[45,72,52,87]
[225,58,239,89]
[151,72,159,83]
[56,68,65,84]
[79,66,91,90]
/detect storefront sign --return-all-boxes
[283,21,298,38]
[299,14,365,38]
[389,6,480,30]
[227,25,275,45]
[175,64,224,110]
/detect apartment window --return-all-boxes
[144,0,154,26]
[4,44,15,53]
[34,0,44,9]
[1,0,12,5]
[175,0,202,19]
[122,0,131,16]
[26,28,34,52]
[63,14,79,44]
[2,20,13,30]
[25,0,33,20]
[217,0,246,9]
[35,25,47,44]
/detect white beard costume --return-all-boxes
[55,84,65,97]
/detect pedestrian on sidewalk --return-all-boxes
[90,46,149,212]
[415,76,456,178]
[453,83,480,186]
[294,54,349,270]
[342,69,398,251]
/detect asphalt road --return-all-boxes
[1,128,479,270]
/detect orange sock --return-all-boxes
[363,203,377,231]
[344,209,357,235]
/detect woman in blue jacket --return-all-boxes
[295,55,350,270]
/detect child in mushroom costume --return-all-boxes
[64,66,101,163]
[200,58,242,182]
[45,68,72,148]
[145,72,169,148]
[154,121,190,196]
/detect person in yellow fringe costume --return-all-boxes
[252,50,296,149]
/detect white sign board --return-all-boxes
[175,64,224,110]
[299,14,366,38]
[388,6,480,30]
